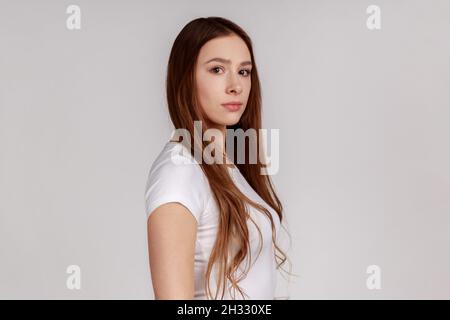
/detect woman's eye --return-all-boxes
[210,67,223,74]
[240,69,252,77]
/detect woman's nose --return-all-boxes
[227,77,242,94]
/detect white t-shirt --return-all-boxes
[144,140,281,300]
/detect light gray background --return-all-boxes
[1,0,449,299]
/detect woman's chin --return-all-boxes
[222,115,243,127]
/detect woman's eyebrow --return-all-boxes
[204,57,252,66]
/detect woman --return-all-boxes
[145,16,290,300]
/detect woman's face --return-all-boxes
[195,34,252,131]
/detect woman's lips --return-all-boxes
[221,103,242,112]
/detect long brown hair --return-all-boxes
[166,16,292,299]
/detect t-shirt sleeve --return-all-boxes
[144,154,209,223]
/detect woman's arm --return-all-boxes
[147,202,197,299]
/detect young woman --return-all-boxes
[145,17,290,300]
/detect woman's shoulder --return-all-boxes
[144,141,211,221]
[148,141,206,181]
